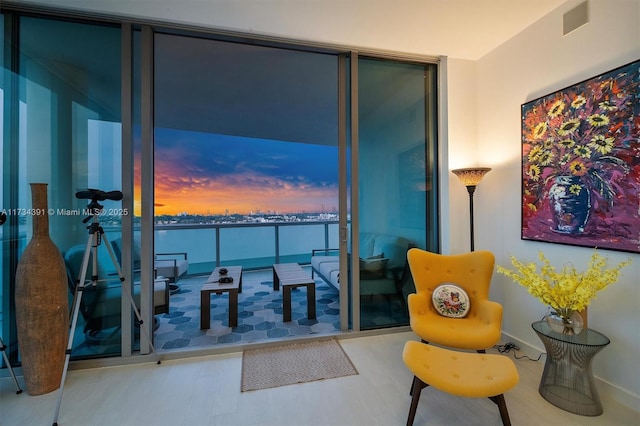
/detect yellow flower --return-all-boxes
[587,114,609,127]
[497,251,631,311]
[543,138,555,150]
[538,150,555,166]
[569,184,583,195]
[558,139,575,149]
[569,159,588,176]
[548,100,565,118]
[598,100,617,111]
[573,145,592,159]
[558,119,581,136]
[558,153,572,165]
[588,135,615,155]
[533,122,548,139]
[527,164,541,181]
[571,95,586,108]
[528,145,543,162]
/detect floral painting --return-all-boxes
[521,60,640,253]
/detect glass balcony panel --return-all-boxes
[155,227,216,275]
[219,226,275,269]
[279,223,327,264]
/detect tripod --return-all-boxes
[1,211,23,394]
[0,336,23,394]
[52,199,159,426]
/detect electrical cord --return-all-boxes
[493,342,544,361]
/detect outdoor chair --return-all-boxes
[111,236,189,290]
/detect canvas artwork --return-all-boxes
[521,60,640,253]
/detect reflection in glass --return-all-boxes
[357,58,436,329]
[15,17,122,357]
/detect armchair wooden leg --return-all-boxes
[489,394,512,426]
[409,374,417,396]
[407,376,426,426]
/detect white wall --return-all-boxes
[472,0,640,409]
[443,58,479,254]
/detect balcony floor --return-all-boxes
[66,267,407,358]
[155,267,341,351]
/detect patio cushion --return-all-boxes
[155,258,189,279]
[311,231,410,293]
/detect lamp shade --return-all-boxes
[452,167,491,187]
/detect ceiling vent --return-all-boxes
[563,1,589,36]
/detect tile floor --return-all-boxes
[156,269,341,351]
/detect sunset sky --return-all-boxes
[135,129,339,216]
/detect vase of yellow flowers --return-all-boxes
[497,250,631,335]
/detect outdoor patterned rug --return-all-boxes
[241,339,358,391]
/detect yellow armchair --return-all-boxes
[407,248,502,351]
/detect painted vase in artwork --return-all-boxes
[548,175,591,234]
[15,183,69,395]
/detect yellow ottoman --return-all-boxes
[403,341,519,426]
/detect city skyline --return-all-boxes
[135,129,339,216]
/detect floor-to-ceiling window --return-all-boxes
[1,14,124,360]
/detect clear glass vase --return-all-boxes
[546,308,584,335]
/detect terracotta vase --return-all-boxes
[15,183,69,395]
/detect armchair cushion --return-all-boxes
[409,293,502,350]
[359,256,389,278]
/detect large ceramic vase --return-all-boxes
[15,183,69,395]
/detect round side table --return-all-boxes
[532,320,610,416]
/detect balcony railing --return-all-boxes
[145,220,339,275]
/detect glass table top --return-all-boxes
[532,320,610,346]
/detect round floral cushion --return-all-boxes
[432,284,470,318]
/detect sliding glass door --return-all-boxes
[354,57,438,330]
[150,32,342,347]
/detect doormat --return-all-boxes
[241,339,358,392]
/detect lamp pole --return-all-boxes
[466,185,477,251]
[451,167,491,252]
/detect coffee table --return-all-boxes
[200,265,243,329]
[272,263,316,322]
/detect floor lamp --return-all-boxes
[452,167,491,251]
